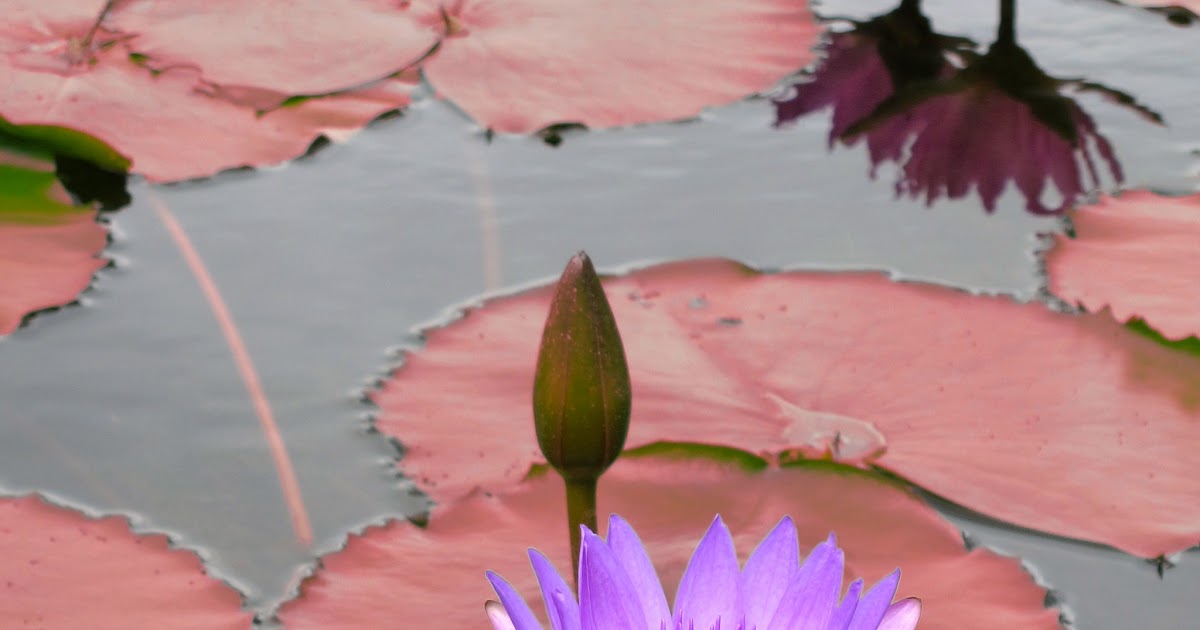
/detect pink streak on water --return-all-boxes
[148,193,313,545]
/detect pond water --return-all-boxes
[1,0,1198,627]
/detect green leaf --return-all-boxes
[622,441,769,472]
[0,117,130,173]
[0,163,86,225]
[1126,317,1200,359]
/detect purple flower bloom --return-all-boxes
[485,514,921,630]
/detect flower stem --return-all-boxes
[564,475,598,591]
[997,0,1016,47]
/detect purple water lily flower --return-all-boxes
[485,514,921,630]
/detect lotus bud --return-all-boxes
[532,251,631,482]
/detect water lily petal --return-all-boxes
[741,516,801,628]
[767,534,843,630]
[578,527,646,630]
[606,514,671,628]
[673,515,741,629]
[529,549,582,630]
[847,570,901,630]
[486,571,546,630]
[877,598,921,630]
[486,600,519,630]
[829,579,863,630]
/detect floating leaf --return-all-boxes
[0,494,250,628]
[1046,190,1200,341]
[0,2,421,181]
[373,259,1200,558]
[0,148,106,336]
[276,452,1059,629]
[408,0,820,133]
[108,0,435,97]
[3,0,818,178]
[263,71,422,144]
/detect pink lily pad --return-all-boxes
[264,71,422,144]
[409,0,821,133]
[108,0,435,97]
[1046,190,1200,341]
[0,3,419,181]
[5,0,818,177]
[0,150,107,337]
[373,259,1200,558]
[4,58,407,182]
[0,494,250,628]
[276,453,1059,629]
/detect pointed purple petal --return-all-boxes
[829,579,863,630]
[673,515,741,629]
[846,570,901,630]
[877,598,921,630]
[486,571,546,630]
[528,549,582,630]
[766,533,844,630]
[606,514,670,629]
[740,516,800,628]
[578,526,646,630]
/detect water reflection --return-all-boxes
[775,0,1162,214]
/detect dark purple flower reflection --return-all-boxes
[775,0,1162,215]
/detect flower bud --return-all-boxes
[532,252,631,482]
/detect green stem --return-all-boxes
[564,476,598,591]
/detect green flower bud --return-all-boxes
[532,251,631,482]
